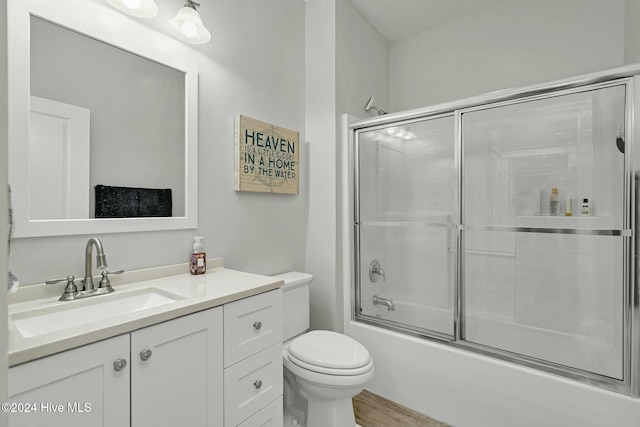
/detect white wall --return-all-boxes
[336,0,390,119]
[625,0,640,63]
[304,0,338,331]
[10,0,306,285]
[0,0,9,418]
[389,0,626,110]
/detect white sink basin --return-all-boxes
[11,288,183,338]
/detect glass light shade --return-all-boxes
[107,0,158,18]
[167,7,212,44]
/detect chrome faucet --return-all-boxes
[369,260,385,282]
[83,237,108,291]
[46,237,122,301]
[372,295,395,311]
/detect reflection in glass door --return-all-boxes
[355,115,457,338]
[461,84,627,379]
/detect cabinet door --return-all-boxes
[131,307,223,427]
[8,334,130,427]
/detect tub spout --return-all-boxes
[372,295,395,311]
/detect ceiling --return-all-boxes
[349,0,507,42]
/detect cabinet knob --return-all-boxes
[113,358,127,372]
[140,349,153,361]
[253,321,262,330]
[253,380,262,390]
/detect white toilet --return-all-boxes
[274,272,374,427]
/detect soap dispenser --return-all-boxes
[190,236,206,275]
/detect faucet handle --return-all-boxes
[98,269,124,292]
[45,275,73,285]
[369,260,385,282]
[46,275,78,301]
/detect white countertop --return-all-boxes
[7,259,283,366]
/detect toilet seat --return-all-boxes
[287,330,372,376]
[283,350,375,389]
[288,352,374,376]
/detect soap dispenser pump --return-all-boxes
[190,236,206,275]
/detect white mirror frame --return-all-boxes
[8,0,198,238]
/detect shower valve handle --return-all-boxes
[369,260,385,282]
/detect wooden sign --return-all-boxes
[235,115,299,194]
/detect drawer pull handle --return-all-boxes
[253,321,262,330]
[113,358,127,372]
[140,349,153,361]
[254,380,263,390]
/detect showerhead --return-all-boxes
[364,96,387,115]
[365,96,374,111]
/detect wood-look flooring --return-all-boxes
[353,390,450,427]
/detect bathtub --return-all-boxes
[366,298,621,379]
[347,300,640,427]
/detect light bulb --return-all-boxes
[181,21,198,38]
[107,0,158,18]
[167,5,212,44]
[123,0,141,9]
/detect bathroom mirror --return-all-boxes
[8,0,198,237]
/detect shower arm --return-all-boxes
[365,96,387,115]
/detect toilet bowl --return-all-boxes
[284,330,374,427]
[274,272,374,427]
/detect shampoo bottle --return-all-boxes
[581,198,591,216]
[565,197,572,216]
[190,236,206,275]
[550,188,559,216]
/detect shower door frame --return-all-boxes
[348,64,640,397]
[352,111,459,343]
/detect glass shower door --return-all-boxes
[356,115,457,338]
[461,84,628,378]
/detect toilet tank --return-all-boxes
[272,271,313,341]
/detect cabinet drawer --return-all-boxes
[236,396,283,427]
[224,344,283,427]
[224,289,282,367]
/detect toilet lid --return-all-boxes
[288,330,371,370]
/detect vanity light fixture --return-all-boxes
[107,0,159,18]
[167,0,212,44]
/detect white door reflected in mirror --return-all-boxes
[28,96,90,220]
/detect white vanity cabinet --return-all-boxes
[223,289,283,427]
[8,287,283,427]
[8,307,223,427]
[8,334,130,427]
